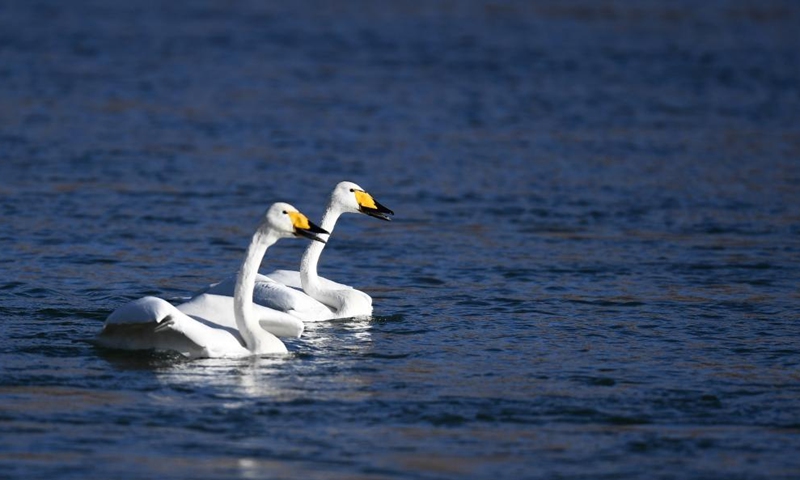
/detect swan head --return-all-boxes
[265,202,329,243]
[333,181,394,221]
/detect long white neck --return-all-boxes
[300,201,343,309]
[234,228,280,353]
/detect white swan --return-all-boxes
[95,203,329,358]
[199,181,393,320]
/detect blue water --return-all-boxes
[2,0,800,478]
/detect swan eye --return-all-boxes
[349,188,355,192]
[282,210,288,215]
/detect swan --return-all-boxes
[95,203,329,358]
[198,181,393,320]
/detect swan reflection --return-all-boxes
[149,317,376,400]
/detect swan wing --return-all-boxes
[97,296,249,358]
[195,273,336,322]
[265,269,373,320]
[265,269,354,291]
[250,281,336,321]
[262,269,302,289]
[200,273,274,297]
[199,274,306,310]
[177,293,305,338]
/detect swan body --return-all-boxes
[96,203,328,358]
[199,181,393,321]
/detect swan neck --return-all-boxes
[300,202,342,306]
[235,229,278,351]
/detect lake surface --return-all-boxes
[2,0,800,478]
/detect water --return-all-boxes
[2,0,800,478]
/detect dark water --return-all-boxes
[2,0,800,478]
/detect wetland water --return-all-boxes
[1,1,800,478]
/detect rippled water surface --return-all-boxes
[2,1,800,478]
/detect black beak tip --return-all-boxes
[296,230,327,243]
[296,221,329,243]
[361,201,394,221]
